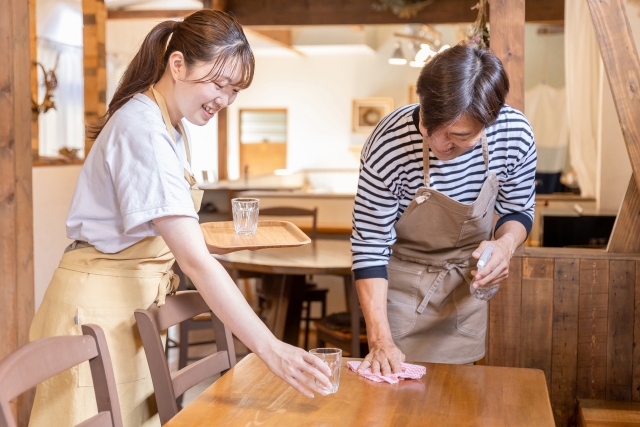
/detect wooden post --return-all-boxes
[0,0,35,425]
[217,108,228,181]
[30,0,39,160]
[490,0,525,112]
[82,0,107,157]
[587,0,640,252]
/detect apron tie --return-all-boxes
[416,261,471,314]
[156,270,180,307]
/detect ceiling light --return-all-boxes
[414,44,435,63]
[388,42,407,65]
[438,44,451,53]
[409,61,425,68]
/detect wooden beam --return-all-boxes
[106,0,563,23]
[217,108,228,181]
[588,0,640,252]
[608,178,640,252]
[490,0,526,112]
[0,0,35,425]
[246,28,303,56]
[83,0,107,157]
[226,0,561,25]
[30,0,38,160]
[107,9,199,20]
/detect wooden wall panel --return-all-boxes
[1,0,35,425]
[634,261,640,402]
[577,259,609,400]
[488,257,522,367]
[551,259,580,427]
[608,179,640,253]
[607,260,635,401]
[217,107,228,181]
[489,0,525,112]
[521,258,554,390]
[82,0,107,157]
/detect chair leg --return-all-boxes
[303,301,311,350]
[179,322,189,371]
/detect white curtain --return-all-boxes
[37,37,85,157]
[564,0,601,197]
[525,84,569,173]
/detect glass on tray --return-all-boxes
[231,198,259,234]
[309,348,342,394]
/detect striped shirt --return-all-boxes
[351,104,537,280]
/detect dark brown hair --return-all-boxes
[416,44,509,135]
[88,9,254,139]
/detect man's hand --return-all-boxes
[357,339,406,376]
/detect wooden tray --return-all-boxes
[200,220,311,251]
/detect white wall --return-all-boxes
[32,165,82,309]
[227,39,421,178]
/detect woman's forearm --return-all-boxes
[153,216,275,357]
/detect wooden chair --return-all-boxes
[134,291,236,425]
[258,206,328,349]
[0,324,122,427]
[577,399,640,427]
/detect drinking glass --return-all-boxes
[232,198,259,234]
[309,348,342,394]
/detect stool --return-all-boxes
[314,320,368,357]
[301,285,328,350]
[578,399,640,427]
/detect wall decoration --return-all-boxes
[468,0,490,48]
[352,98,394,134]
[32,57,59,114]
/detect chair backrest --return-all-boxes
[0,325,122,427]
[134,291,236,425]
[259,206,318,240]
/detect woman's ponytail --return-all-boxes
[86,20,176,140]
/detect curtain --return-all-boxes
[525,84,568,173]
[564,0,601,197]
[37,37,85,158]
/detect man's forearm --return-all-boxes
[356,277,394,344]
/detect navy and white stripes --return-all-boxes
[351,104,537,279]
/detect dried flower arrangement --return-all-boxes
[467,0,490,48]
[372,0,435,19]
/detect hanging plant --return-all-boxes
[467,0,490,48]
[373,0,435,19]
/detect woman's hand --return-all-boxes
[357,339,406,376]
[259,340,333,398]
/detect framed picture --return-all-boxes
[408,84,419,105]
[352,98,394,134]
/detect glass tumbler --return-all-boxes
[231,198,259,234]
[309,348,342,394]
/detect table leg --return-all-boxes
[281,275,306,347]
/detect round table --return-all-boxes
[214,239,362,355]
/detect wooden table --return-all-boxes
[165,353,555,427]
[214,239,361,354]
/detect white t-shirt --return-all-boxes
[66,93,199,253]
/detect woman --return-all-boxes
[29,10,331,427]
[352,45,536,375]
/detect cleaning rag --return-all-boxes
[347,361,426,384]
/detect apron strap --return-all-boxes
[149,85,197,187]
[481,130,489,171]
[416,261,470,314]
[422,136,431,188]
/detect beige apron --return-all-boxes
[387,131,500,364]
[29,87,202,427]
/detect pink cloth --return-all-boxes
[347,361,426,384]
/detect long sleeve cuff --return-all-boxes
[495,212,533,237]
[353,265,388,281]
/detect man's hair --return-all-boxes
[416,44,509,135]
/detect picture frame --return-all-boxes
[408,84,419,105]
[352,97,394,134]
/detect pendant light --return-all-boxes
[388,42,407,65]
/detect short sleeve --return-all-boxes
[105,110,198,234]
